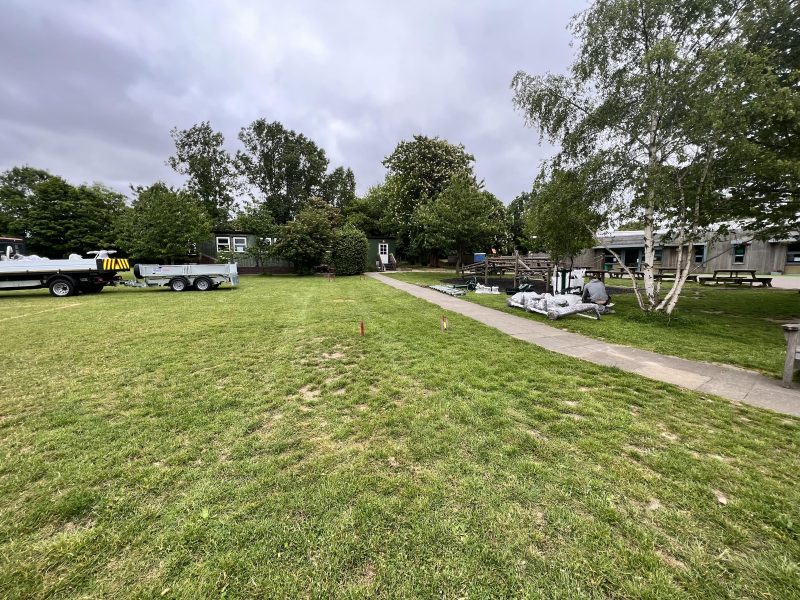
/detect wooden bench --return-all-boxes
[783,324,800,388]
[698,269,772,287]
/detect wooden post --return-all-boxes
[484,255,488,285]
[513,251,519,289]
[782,324,799,388]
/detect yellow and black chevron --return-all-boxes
[97,258,130,271]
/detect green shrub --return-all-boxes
[330,226,368,275]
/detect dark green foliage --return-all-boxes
[381,135,476,256]
[507,193,533,253]
[116,182,211,262]
[168,122,238,227]
[0,166,53,237]
[330,226,368,275]
[236,120,330,224]
[525,164,607,262]
[412,175,507,270]
[344,184,393,237]
[1,169,126,258]
[321,166,357,209]
[268,200,339,273]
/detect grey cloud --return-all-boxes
[0,0,587,200]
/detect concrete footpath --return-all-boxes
[369,273,800,417]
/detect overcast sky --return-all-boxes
[0,0,586,202]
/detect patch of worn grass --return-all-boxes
[0,276,798,598]
[388,271,798,377]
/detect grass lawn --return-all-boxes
[1,276,798,599]
[387,271,800,378]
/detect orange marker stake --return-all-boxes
[360,320,365,337]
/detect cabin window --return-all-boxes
[733,244,746,264]
[693,245,705,264]
[216,237,230,252]
[787,243,800,263]
[654,247,663,262]
[233,236,248,253]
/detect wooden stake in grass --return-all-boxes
[440,315,448,332]
[360,320,365,337]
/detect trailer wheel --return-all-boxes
[169,277,188,292]
[48,276,76,297]
[193,276,212,292]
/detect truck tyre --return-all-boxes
[193,276,212,291]
[169,277,188,292]
[48,276,76,297]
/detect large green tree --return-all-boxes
[168,122,237,227]
[268,199,339,273]
[508,192,533,253]
[512,0,797,314]
[116,183,210,262]
[343,184,393,238]
[0,166,54,237]
[381,135,476,256]
[3,173,125,257]
[412,175,506,271]
[321,166,357,209]
[235,120,330,224]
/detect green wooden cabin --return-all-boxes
[367,237,397,271]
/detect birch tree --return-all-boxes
[512,0,797,314]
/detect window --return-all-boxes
[733,244,746,264]
[787,243,800,264]
[378,243,388,255]
[693,244,705,264]
[233,236,247,253]
[216,236,230,252]
[654,247,663,262]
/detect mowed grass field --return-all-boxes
[387,271,800,377]
[0,276,798,599]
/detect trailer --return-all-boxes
[0,248,129,296]
[129,263,239,291]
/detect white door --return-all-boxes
[378,243,389,264]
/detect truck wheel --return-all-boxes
[169,277,188,292]
[193,277,212,291]
[48,276,76,297]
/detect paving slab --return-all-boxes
[369,273,800,417]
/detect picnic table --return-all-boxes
[698,269,773,287]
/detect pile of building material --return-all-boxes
[508,291,607,320]
[428,284,466,297]
[474,283,500,294]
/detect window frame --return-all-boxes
[216,236,231,253]
[786,242,800,264]
[693,244,705,264]
[733,244,746,264]
[654,247,663,262]
[232,236,248,253]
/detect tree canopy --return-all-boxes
[116,183,210,262]
[512,0,798,314]
[236,120,330,225]
[412,175,506,270]
[167,121,237,227]
[381,135,476,256]
[0,167,125,257]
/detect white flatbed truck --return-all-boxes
[0,249,130,296]
[129,263,239,291]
